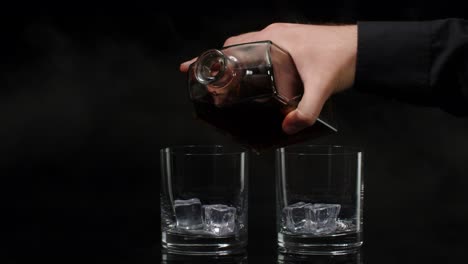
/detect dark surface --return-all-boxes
[1,2,468,263]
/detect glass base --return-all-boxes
[277,231,363,255]
[162,230,247,256]
[277,250,362,263]
[161,251,248,263]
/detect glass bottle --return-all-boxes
[187,41,337,151]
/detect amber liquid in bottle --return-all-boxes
[193,100,333,152]
[192,68,333,151]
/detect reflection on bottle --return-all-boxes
[161,251,248,264]
[277,250,362,264]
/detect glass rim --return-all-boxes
[161,145,249,156]
[277,145,362,156]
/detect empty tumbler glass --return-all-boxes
[276,145,364,255]
[160,145,249,255]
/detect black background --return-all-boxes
[1,1,468,263]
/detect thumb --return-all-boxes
[282,79,329,135]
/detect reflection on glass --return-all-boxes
[277,249,362,264]
[161,251,248,264]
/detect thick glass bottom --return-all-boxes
[162,230,247,256]
[277,231,362,255]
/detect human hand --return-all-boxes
[180,23,357,134]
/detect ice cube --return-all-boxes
[305,203,341,235]
[203,204,237,236]
[282,202,311,233]
[335,219,350,232]
[174,198,203,230]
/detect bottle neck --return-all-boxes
[194,49,236,88]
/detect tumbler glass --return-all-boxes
[161,145,249,255]
[276,145,364,255]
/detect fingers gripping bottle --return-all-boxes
[187,41,337,151]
